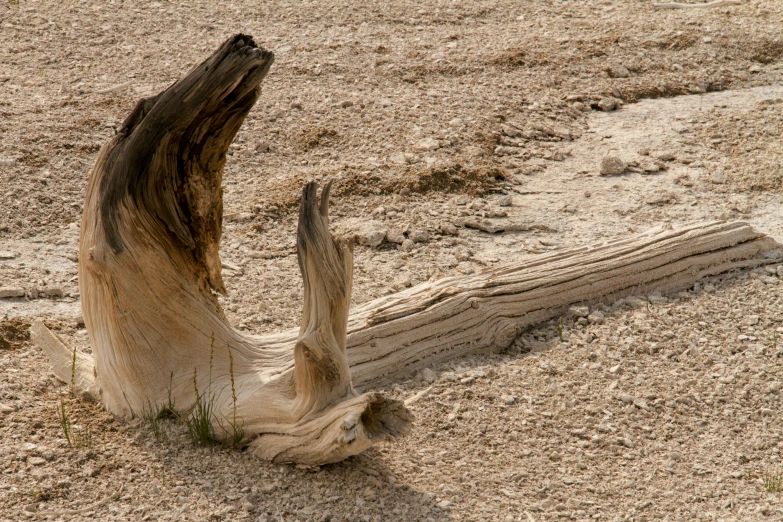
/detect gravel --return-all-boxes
[2,0,783,520]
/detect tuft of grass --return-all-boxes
[219,347,245,449]
[142,400,165,441]
[58,400,92,448]
[763,470,783,495]
[185,368,216,446]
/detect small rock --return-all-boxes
[633,398,649,410]
[413,138,440,152]
[568,305,589,318]
[597,97,620,112]
[0,287,25,298]
[421,368,438,384]
[0,403,15,413]
[501,124,522,138]
[358,229,386,248]
[0,251,17,260]
[408,230,430,243]
[497,195,513,207]
[449,118,464,127]
[608,364,622,374]
[777,265,783,279]
[600,156,626,176]
[439,223,457,236]
[619,393,634,404]
[622,437,634,448]
[400,239,416,252]
[386,229,406,244]
[393,275,412,289]
[0,158,17,167]
[607,65,630,78]
[710,169,726,184]
[437,500,452,509]
[225,212,254,222]
[254,141,271,153]
[655,152,676,162]
[43,287,64,298]
[28,457,47,466]
[645,190,676,205]
[639,159,661,173]
[501,394,517,405]
[455,195,470,206]
[587,311,605,324]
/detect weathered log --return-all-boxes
[32,34,782,465]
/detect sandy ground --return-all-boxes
[2,0,783,521]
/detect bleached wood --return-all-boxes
[30,319,98,400]
[31,33,782,465]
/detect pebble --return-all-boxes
[439,223,457,236]
[568,305,589,318]
[608,65,630,78]
[43,287,64,298]
[408,230,429,243]
[497,195,513,207]
[710,169,726,184]
[0,251,17,259]
[0,287,25,298]
[28,457,47,466]
[600,156,626,176]
[421,368,438,384]
[633,398,649,410]
[655,152,676,162]
[400,239,416,252]
[501,394,517,405]
[501,124,522,138]
[597,98,620,112]
[358,229,386,248]
[413,138,440,152]
[587,311,605,324]
[619,393,634,404]
[778,266,783,278]
[254,141,271,153]
[386,229,405,244]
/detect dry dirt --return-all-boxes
[2,0,783,521]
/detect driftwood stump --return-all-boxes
[31,34,782,465]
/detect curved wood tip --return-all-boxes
[251,392,412,465]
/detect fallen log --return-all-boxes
[32,34,782,465]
